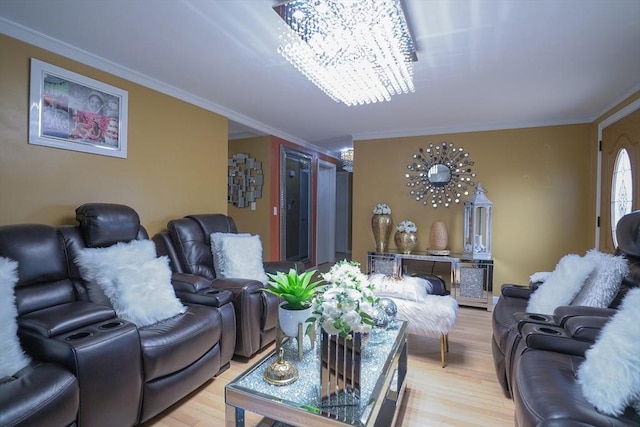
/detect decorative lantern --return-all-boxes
[463,183,492,260]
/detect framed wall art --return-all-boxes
[28,58,128,158]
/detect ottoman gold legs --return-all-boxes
[440,333,449,368]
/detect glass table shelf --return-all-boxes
[225,321,408,427]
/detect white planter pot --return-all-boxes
[278,302,313,338]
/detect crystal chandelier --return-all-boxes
[340,148,354,172]
[273,0,417,106]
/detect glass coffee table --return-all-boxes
[225,321,408,427]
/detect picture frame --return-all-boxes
[28,58,128,158]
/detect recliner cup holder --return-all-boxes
[526,314,549,322]
[99,321,124,330]
[66,331,93,341]
[536,327,561,335]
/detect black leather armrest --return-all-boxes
[553,305,617,326]
[178,289,234,307]
[18,302,116,337]
[520,323,592,357]
[501,284,533,299]
[211,277,265,294]
[171,273,235,307]
[563,316,609,343]
[171,272,212,293]
[263,261,305,274]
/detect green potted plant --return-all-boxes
[263,268,324,338]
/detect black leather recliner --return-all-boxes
[491,210,640,398]
[0,223,142,427]
[0,359,79,427]
[153,214,303,358]
[63,203,236,423]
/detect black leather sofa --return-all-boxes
[492,210,640,398]
[153,213,303,358]
[0,204,237,426]
[491,210,640,426]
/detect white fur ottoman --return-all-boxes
[370,274,459,367]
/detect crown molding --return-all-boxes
[352,117,591,142]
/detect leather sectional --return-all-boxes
[491,210,640,426]
[0,204,238,426]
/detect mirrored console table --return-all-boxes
[367,250,494,311]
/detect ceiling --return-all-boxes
[1,0,639,157]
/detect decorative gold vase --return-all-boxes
[371,214,392,253]
[429,221,449,250]
[394,231,417,254]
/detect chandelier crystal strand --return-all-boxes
[273,0,416,106]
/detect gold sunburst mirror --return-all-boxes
[405,142,476,207]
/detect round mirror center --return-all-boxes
[428,164,451,186]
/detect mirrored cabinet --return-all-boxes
[367,250,494,311]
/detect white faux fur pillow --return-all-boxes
[577,287,640,416]
[0,257,32,377]
[210,232,251,276]
[527,254,594,314]
[370,274,427,302]
[211,233,268,283]
[571,249,628,307]
[96,256,186,327]
[75,239,157,305]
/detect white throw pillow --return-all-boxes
[577,287,640,416]
[370,274,428,302]
[526,254,594,314]
[210,232,251,276]
[75,239,157,305]
[211,233,268,283]
[0,257,32,377]
[571,249,628,307]
[96,256,186,327]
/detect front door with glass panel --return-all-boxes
[599,108,639,252]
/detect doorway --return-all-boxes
[598,103,639,251]
[317,160,336,266]
[280,147,313,265]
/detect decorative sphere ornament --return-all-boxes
[372,306,389,329]
[378,298,397,321]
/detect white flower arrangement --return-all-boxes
[373,203,391,215]
[396,220,417,233]
[312,260,377,339]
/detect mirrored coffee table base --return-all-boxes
[225,321,408,427]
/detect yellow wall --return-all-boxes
[352,124,596,293]
[0,35,229,235]
[3,34,637,292]
[228,136,273,258]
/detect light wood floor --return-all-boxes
[143,306,515,427]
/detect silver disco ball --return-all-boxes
[372,306,389,329]
[378,298,397,321]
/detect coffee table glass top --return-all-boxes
[226,320,408,426]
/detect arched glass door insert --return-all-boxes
[611,148,632,246]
